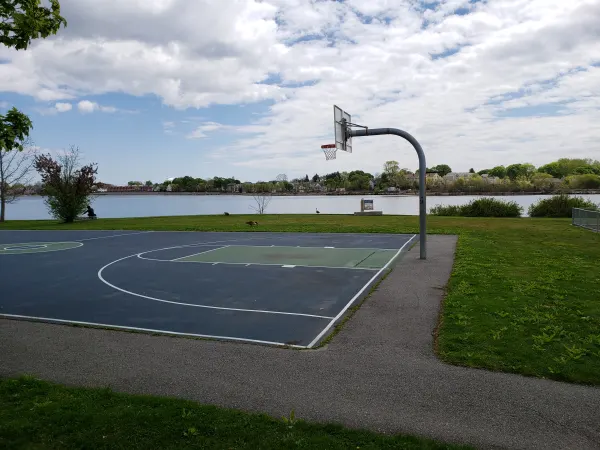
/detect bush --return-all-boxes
[34,146,98,223]
[565,174,600,189]
[430,198,523,217]
[528,194,599,218]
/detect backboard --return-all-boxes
[334,105,352,153]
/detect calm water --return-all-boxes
[5,194,600,220]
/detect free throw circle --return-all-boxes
[0,241,83,255]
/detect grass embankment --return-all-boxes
[0,377,467,450]
[2,214,600,385]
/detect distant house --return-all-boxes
[481,174,500,184]
[106,185,153,192]
[444,172,473,182]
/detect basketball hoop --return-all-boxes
[321,144,337,160]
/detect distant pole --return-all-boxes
[349,128,427,259]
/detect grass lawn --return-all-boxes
[2,214,600,385]
[0,376,469,450]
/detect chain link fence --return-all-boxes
[572,208,600,232]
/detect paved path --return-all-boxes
[1,236,599,450]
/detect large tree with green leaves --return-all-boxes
[430,164,452,177]
[1,0,67,50]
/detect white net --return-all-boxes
[322,145,337,160]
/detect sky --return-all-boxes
[0,0,599,185]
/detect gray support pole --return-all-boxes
[349,128,427,259]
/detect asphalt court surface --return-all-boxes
[0,230,416,347]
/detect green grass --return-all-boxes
[2,214,600,384]
[0,376,468,450]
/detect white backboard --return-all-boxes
[334,105,352,152]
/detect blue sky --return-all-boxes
[1,0,599,185]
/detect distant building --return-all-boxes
[444,172,473,182]
[481,174,500,184]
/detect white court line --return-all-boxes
[171,245,230,261]
[97,255,335,320]
[133,256,381,271]
[207,244,402,251]
[77,231,154,241]
[307,234,417,348]
[0,242,83,254]
[0,314,307,349]
[133,237,267,261]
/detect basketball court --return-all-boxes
[0,230,416,347]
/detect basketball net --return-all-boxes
[321,144,337,160]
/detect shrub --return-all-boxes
[430,204,462,216]
[565,174,600,189]
[430,198,523,217]
[34,146,98,223]
[528,194,599,218]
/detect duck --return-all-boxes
[316,208,320,214]
[246,220,258,226]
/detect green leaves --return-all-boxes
[0,106,33,152]
[0,0,67,51]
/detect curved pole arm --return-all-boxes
[349,127,427,259]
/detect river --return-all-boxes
[5,194,600,220]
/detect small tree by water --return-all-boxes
[34,146,98,223]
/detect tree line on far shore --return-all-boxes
[119,158,600,195]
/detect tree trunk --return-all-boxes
[0,195,5,222]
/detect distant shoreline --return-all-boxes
[91,189,600,197]
[19,189,600,198]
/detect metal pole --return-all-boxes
[349,127,427,259]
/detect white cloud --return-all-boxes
[55,102,72,112]
[77,100,117,114]
[186,121,227,139]
[0,0,599,177]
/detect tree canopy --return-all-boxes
[0,0,67,50]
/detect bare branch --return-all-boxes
[0,141,37,220]
[249,192,272,214]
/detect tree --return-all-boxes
[34,146,98,223]
[0,139,36,221]
[430,164,452,177]
[127,180,142,186]
[531,172,554,191]
[145,180,153,186]
[488,166,507,179]
[0,0,67,50]
[0,107,33,152]
[276,174,288,182]
[469,168,475,173]
[304,174,309,182]
[506,163,535,181]
[250,192,272,214]
[383,160,399,175]
[312,174,320,183]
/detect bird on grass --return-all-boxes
[224,212,230,216]
[246,221,258,226]
[316,208,320,214]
